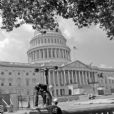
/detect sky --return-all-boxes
[0,17,114,68]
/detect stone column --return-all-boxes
[68,70,70,84]
[78,71,81,86]
[56,49,58,58]
[48,71,51,85]
[64,70,66,85]
[75,70,77,83]
[56,71,59,86]
[31,52,33,61]
[41,49,43,58]
[84,71,87,85]
[37,50,39,60]
[82,71,85,85]
[45,49,47,58]
[66,51,68,59]
[62,70,64,86]
[71,70,74,84]
[54,48,57,58]
[54,71,58,86]
[39,49,41,58]
[59,49,61,58]
[88,71,91,84]
[35,51,37,60]
[49,48,51,58]
[47,48,49,58]
[72,70,75,84]
[51,48,53,58]
[52,71,56,86]
[42,49,44,59]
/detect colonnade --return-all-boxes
[48,70,96,87]
[30,37,66,48]
[28,48,70,62]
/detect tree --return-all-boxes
[0,0,114,39]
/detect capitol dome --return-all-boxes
[27,29,71,65]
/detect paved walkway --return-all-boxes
[4,94,114,114]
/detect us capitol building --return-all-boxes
[0,29,114,98]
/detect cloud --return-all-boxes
[99,64,113,68]
[0,38,9,49]
[0,26,31,63]
[63,29,72,39]
[22,24,34,32]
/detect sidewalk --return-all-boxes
[4,94,114,114]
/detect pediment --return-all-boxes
[63,60,90,69]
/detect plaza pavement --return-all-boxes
[4,94,114,114]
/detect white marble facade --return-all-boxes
[0,29,114,97]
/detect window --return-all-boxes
[9,72,12,75]
[18,72,20,75]
[1,72,4,75]
[1,83,4,86]
[56,89,58,96]
[60,89,65,96]
[9,83,12,86]
[33,73,35,75]
[60,89,62,96]
[26,72,29,76]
